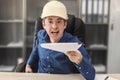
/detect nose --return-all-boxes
[52,23,57,29]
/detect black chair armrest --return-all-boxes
[14,62,26,72]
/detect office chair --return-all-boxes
[15,14,86,72]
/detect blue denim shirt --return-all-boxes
[27,29,95,80]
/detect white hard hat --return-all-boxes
[41,1,68,20]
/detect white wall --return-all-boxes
[107,0,120,73]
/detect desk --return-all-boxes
[0,72,85,80]
[0,72,120,80]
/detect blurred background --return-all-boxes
[0,0,120,73]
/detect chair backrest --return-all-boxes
[33,14,86,47]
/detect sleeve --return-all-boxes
[75,45,96,80]
[27,39,39,67]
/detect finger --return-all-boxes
[26,70,32,73]
[65,51,76,57]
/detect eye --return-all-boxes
[48,20,53,24]
[57,20,62,23]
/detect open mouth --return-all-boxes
[51,31,59,36]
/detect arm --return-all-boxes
[65,45,95,80]
[25,45,39,73]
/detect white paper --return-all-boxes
[95,75,118,80]
[41,43,82,53]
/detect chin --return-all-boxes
[52,37,60,43]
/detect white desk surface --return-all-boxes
[0,72,120,80]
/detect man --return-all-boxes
[26,1,95,80]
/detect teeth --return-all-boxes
[52,31,58,33]
[52,32,58,36]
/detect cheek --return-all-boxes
[44,26,50,32]
[43,23,50,30]
[44,26,51,35]
[43,21,49,29]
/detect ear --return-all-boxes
[64,21,67,29]
[42,20,45,29]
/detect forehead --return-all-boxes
[45,16,64,20]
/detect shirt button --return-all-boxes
[79,67,81,69]
[46,56,49,59]
[48,65,51,68]
[86,72,88,74]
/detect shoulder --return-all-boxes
[63,32,81,43]
[37,29,47,38]
[37,29,49,43]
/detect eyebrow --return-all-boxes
[47,17,64,21]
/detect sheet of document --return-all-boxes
[95,75,118,80]
[41,43,82,53]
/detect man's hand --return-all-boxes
[25,64,33,73]
[65,50,83,65]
